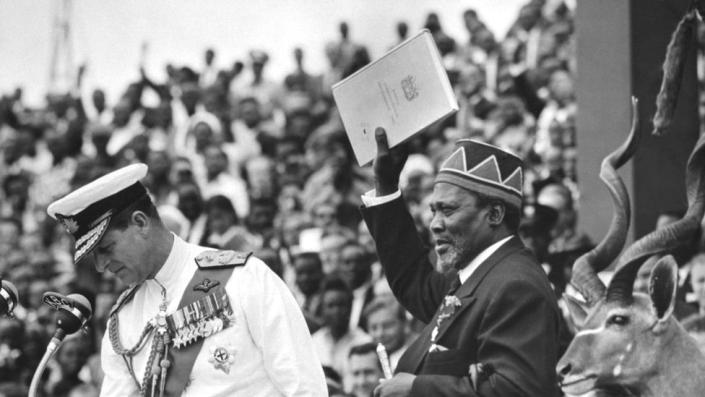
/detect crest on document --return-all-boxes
[401,75,419,101]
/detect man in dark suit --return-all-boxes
[362,129,561,397]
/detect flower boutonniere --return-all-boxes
[431,295,463,342]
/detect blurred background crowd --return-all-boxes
[1,1,705,396]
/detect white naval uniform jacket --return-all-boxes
[100,235,327,396]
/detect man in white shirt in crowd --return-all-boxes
[348,342,385,397]
[364,297,412,372]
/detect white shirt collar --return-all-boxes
[457,235,514,284]
[153,233,190,289]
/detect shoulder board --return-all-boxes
[195,250,252,269]
[108,285,139,317]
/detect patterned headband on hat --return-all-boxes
[435,139,524,209]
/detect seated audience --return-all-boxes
[363,297,412,372]
[311,276,371,391]
[348,342,385,397]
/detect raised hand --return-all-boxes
[373,127,409,196]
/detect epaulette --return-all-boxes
[108,284,139,317]
[195,250,251,269]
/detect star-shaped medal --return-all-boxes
[208,346,236,374]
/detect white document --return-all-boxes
[332,29,459,166]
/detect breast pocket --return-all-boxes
[421,349,470,377]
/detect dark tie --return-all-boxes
[447,275,462,296]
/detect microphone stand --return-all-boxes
[30,292,92,397]
[29,328,67,397]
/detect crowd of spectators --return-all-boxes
[1,1,703,396]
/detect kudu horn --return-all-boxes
[569,97,640,306]
[605,7,704,304]
[606,131,705,303]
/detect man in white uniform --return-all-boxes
[47,163,326,396]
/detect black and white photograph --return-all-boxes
[1,0,705,396]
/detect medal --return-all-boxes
[168,286,233,349]
[208,346,236,374]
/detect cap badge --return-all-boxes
[208,346,236,374]
[56,214,79,234]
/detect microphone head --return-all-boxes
[0,280,18,316]
[43,292,93,334]
[66,293,93,320]
[56,309,84,334]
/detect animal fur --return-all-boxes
[651,10,696,136]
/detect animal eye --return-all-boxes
[608,315,629,326]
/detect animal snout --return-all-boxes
[556,361,572,383]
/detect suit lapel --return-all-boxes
[432,296,477,344]
[397,236,526,375]
[456,236,523,299]
[399,295,478,374]
[434,236,523,343]
[397,325,434,374]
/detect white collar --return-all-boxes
[153,233,189,289]
[457,235,514,284]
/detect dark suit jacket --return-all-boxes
[361,197,561,397]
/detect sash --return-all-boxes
[108,249,250,396]
[164,249,251,396]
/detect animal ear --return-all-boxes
[649,255,678,332]
[564,292,589,329]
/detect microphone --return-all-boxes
[0,279,18,317]
[44,292,93,340]
[30,292,93,397]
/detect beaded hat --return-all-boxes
[435,139,524,209]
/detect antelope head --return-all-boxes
[557,97,705,396]
[558,256,680,396]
